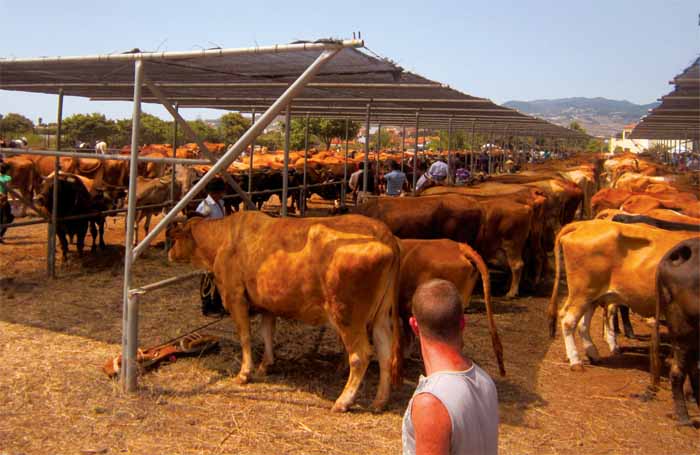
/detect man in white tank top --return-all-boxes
[402,279,499,455]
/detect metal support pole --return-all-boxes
[447,117,453,184]
[122,59,144,392]
[48,90,63,278]
[400,124,406,173]
[248,109,256,195]
[362,104,371,195]
[281,106,291,217]
[341,117,349,209]
[413,112,420,193]
[165,102,178,252]
[470,119,476,175]
[375,123,381,192]
[133,47,342,258]
[302,113,309,216]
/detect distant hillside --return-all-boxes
[503,97,659,137]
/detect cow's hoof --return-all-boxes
[331,401,350,413]
[570,363,585,372]
[255,364,270,377]
[505,293,517,300]
[587,356,600,365]
[611,347,622,356]
[675,418,692,427]
[370,400,387,413]
[233,373,250,385]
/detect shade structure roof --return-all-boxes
[0,39,586,138]
[630,56,700,140]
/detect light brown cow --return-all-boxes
[168,212,402,412]
[398,238,505,376]
[4,156,36,216]
[548,220,698,369]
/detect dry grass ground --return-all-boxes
[1,208,699,455]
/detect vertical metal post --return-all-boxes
[470,119,476,175]
[281,105,291,217]
[165,102,178,252]
[362,104,371,195]
[341,117,349,209]
[400,124,406,173]
[248,109,256,194]
[447,117,453,184]
[302,113,309,216]
[122,59,144,392]
[48,90,63,278]
[375,123,381,192]
[412,112,420,193]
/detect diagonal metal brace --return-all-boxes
[144,78,256,210]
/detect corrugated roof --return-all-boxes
[630,56,700,140]
[0,39,586,138]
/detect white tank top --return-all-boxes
[402,364,499,455]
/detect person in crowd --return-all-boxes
[0,162,14,243]
[383,160,408,196]
[349,162,376,204]
[415,159,448,192]
[402,279,499,455]
[195,178,228,317]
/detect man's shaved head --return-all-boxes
[412,279,464,343]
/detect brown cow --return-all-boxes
[4,156,36,216]
[548,220,698,369]
[651,238,700,425]
[168,212,402,412]
[398,238,505,376]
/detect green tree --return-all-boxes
[62,113,116,146]
[188,119,223,143]
[0,113,35,135]
[289,118,360,151]
[569,120,586,134]
[255,131,284,151]
[370,128,395,150]
[219,113,251,143]
[586,138,605,153]
[140,114,171,144]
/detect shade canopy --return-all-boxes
[1,39,586,138]
[630,56,700,140]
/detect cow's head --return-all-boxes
[166,217,200,264]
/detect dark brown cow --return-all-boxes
[651,238,700,426]
[168,212,402,412]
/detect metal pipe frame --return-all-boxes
[362,104,371,194]
[0,147,214,165]
[3,81,441,90]
[302,113,310,216]
[1,39,363,64]
[122,59,144,392]
[248,109,256,196]
[130,271,205,295]
[341,117,350,209]
[281,105,291,217]
[132,47,343,258]
[413,112,420,193]
[48,90,63,278]
[144,77,255,210]
[400,125,406,173]
[446,117,453,184]
[375,123,381,191]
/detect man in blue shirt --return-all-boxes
[384,160,408,196]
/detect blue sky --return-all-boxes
[1,0,698,123]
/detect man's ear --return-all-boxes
[409,316,420,337]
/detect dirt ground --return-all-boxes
[1,203,699,455]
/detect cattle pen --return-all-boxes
[0,37,592,397]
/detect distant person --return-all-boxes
[402,279,499,455]
[384,160,408,196]
[415,159,448,192]
[0,162,14,243]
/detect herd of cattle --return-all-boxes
[3,144,699,424]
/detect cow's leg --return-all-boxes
[689,352,700,408]
[370,309,393,412]
[223,287,254,384]
[504,243,524,299]
[560,298,588,370]
[57,227,69,260]
[604,305,621,355]
[98,217,106,249]
[670,343,692,425]
[619,305,635,339]
[76,223,87,257]
[89,220,98,252]
[577,306,600,363]
[332,324,371,412]
[256,312,276,377]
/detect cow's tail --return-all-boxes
[651,266,665,387]
[547,222,580,338]
[459,242,505,376]
[387,239,403,386]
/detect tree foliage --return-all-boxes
[568,120,586,134]
[289,118,360,150]
[219,113,251,143]
[0,113,35,135]
[62,113,117,146]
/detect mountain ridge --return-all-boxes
[503,97,660,137]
